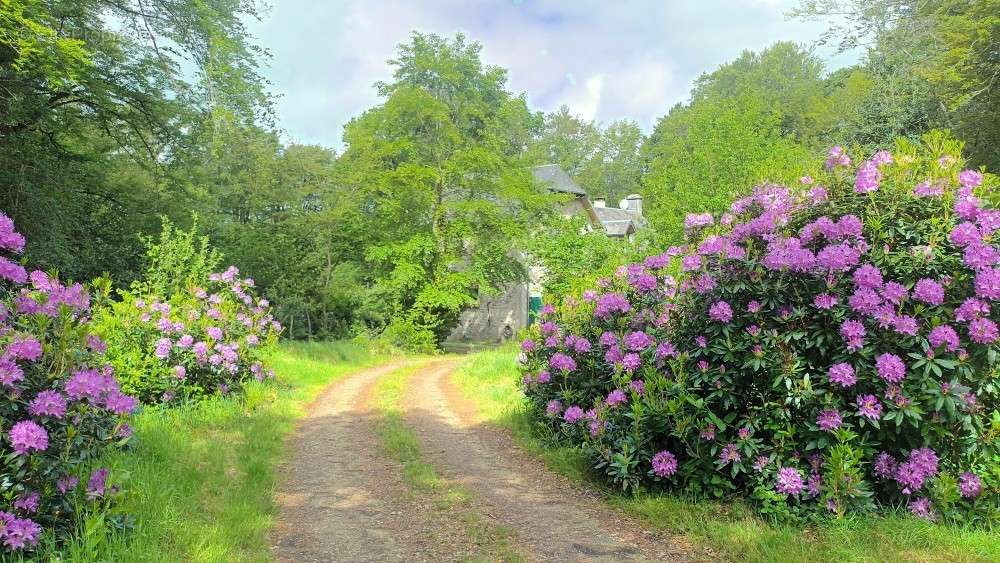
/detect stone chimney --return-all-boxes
[592,198,606,208]
[625,194,643,217]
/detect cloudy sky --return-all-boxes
[248,0,857,150]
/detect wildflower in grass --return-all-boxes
[606,389,627,407]
[816,409,843,432]
[624,331,654,351]
[719,443,741,464]
[87,468,109,499]
[856,394,883,420]
[876,353,906,383]
[9,421,48,455]
[28,390,66,418]
[563,406,584,423]
[651,450,678,477]
[545,400,562,417]
[775,467,804,495]
[874,452,897,479]
[959,472,982,499]
[908,497,935,520]
[928,325,960,352]
[969,318,998,344]
[813,293,838,310]
[549,352,576,373]
[709,301,733,323]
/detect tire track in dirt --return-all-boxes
[271,361,439,563]
[402,359,691,563]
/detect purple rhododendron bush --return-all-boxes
[0,214,135,553]
[92,266,282,404]
[519,134,1000,523]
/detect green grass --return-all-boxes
[370,361,526,563]
[56,340,385,563]
[452,347,1000,563]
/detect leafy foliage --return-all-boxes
[519,134,1000,523]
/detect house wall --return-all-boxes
[445,282,528,344]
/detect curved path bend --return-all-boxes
[272,358,690,562]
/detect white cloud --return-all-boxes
[247,0,854,149]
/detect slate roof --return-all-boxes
[531,164,587,196]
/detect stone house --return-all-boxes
[445,164,644,347]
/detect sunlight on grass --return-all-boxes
[371,360,526,562]
[453,348,1000,563]
[59,340,384,562]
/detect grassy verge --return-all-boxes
[58,340,384,562]
[370,361,526,562]
[452,347,1000,563]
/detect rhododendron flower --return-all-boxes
[628,380,645,395]
[856,394,883,420]
[853,263,883,288]
[708,300,733,323]
[606,389,627,407]
[964,243,999,270]
[719,443,741,464]
[654,340,677,359]
[58,475,79,494]
[599,331,618,348]
[908,497,935,520]
[813,293,838,310]
[563,406,584,423]
[685,212,714,230]
[651,450,678,477]
[746,300,761,313]
[28,390,67,418]
[622,353,641,373]
[827,363,856,387]
[950,222,982,247]
[681,254,702,272]
[876,353,906,383]
[913,279,945,306]
[959,472,982,499]
[816,409,842,432]
[549,353,576,373]
[974,267,1000,299]
[958,169,983,188]
[520,339,536,352]
[154,337,172,359]
[87,468,109,499]
[913,180,944,197]
[955,297,990,322]
[928,325,960,351]
[13,491,39,514]
[840,319,866,350]
[854,160,881,193]
[6,337,42,361]
[594,293,631,318]
[9,420,48,455]
[104,392,138,415]
[825,146,851,169]
[0,515,42,550]
[968,318,999,344]
[0,358,25,387]
[545,400,562,417]
[873,452,897,479]
[776,467,804,495]
[624,331,654,351]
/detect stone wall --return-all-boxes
[446,282,528,344]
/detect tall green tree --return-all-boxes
[335,32,551,346]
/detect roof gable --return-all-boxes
[531,164,587,196]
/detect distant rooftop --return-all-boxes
[531,164,587,196]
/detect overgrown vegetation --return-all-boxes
[51,341,381,562]
[455,348,1000,562]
